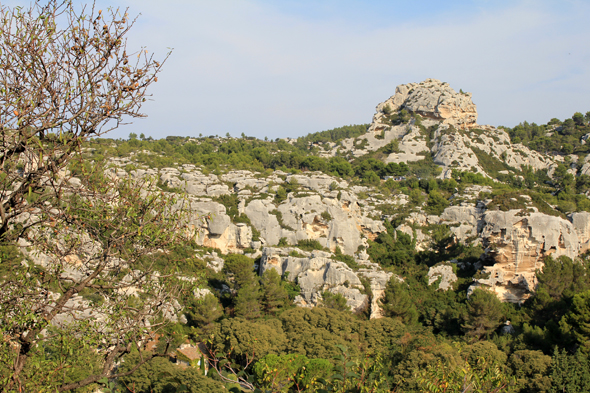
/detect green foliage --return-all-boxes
[416,356,516,393]
[282,277,302,301]
[333,246,361,271]
[320,291,350,312]
[462,289,505,339]
[327,156,354,178]
[463,341,507,366]
[144,243,206,276]
[527,256,590,331]
[320,345,393,393]
[486,191,530,212]
[549,348,590,392]
[506,113,590,155]
[380,278,419,325]
[383,139,400,154]
[0,327,103,393]
[425,190,450,215]
[368,229,416,271]
[213,193,240,221]
[223,254,257,290]
[261,269,290,316]
[222,254,261,319]
[470,146,514,176]
[270,209,295,231]
[118,353,225,393]
[1,159,193,391]
[275,186,288,203]
[253,353,332,392]
[409,188,426,206]
[207,318,287,369]
[296,239,325,251]
[508,350,552,393]
[279,308,363,359]
[234,280,262,320]
[185,293,223,329]
[563,290,590,354]
[296,124,369,145]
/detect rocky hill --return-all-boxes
[323,78,552,178]
[9,76,590,391]
[58,78,589,313]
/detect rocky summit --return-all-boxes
[375,78,478,129]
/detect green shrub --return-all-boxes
[297,239,325,251]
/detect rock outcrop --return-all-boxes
[475,210,580,302]
[570,212,590,253]
[373,78,478,130]
[259,247,392,317]
[427,263,458,291]
[100,78,586,308]
[312,78,554,178]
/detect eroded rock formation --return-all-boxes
[375,78,478,129]
[475,211,580,302]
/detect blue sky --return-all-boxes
[6,0,590,139]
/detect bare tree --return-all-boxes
[0,2,193,391]
[0,0,166,241]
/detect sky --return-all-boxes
[6,0,590,139]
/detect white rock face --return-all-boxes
[243,190,384,255]
[570,212,590,253]
[259,247,391,316]
[440,205,485,242]
[315,78,554,179]
[427,264,458,291]
[430,126,551,177]
[476,211,580,303]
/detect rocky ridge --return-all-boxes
[93,78,590,311]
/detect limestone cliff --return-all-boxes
[475,211,579,303]
[100,78,588,309]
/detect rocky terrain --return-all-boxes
[55,78,590,315]
[60,79,579,320]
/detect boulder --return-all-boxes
[244,199,282,245]
[427,263,457,291]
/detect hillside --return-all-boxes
[7,78,590,391]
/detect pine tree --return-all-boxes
[320,291,350,312]
[186,293,224,328]
[565,290,590,354]
[234,281,261,320]
[261,269,289,315]
[223,254,257,290]
[462,289,504,339]
[549,347,590,392]
[222,254,262,319]
[379,278,418,325]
